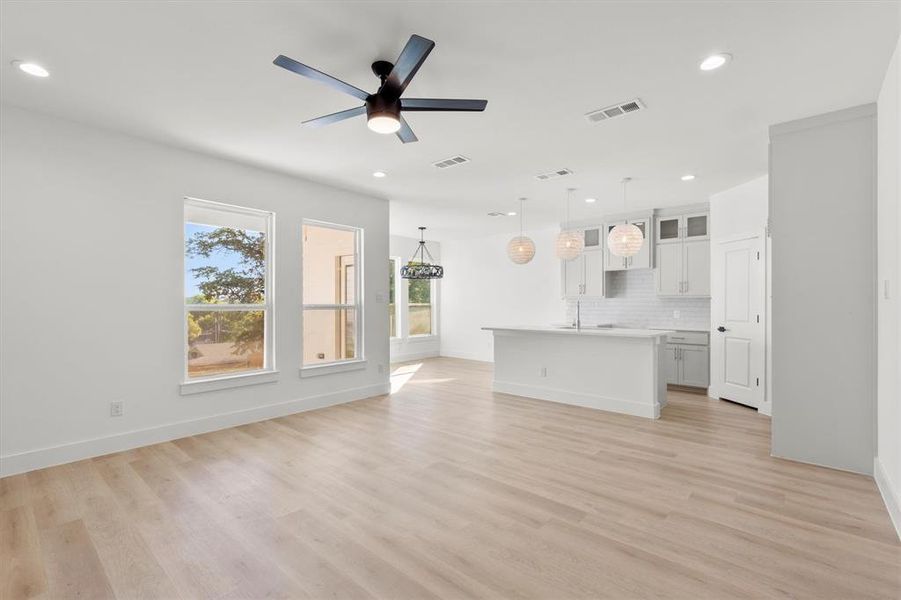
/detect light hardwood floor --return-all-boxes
[2,357,898,599]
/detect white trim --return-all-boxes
[439,349,492,363]
[300,359,367,378]
[391,349,439,363]
[407,334,438,342]
[180,369,279,395]
[0,382,390,478]
[875,457,901,541]
[492,380,660,419]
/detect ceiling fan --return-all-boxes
[273,34,487,143]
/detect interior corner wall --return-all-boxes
[769,104,877,475]
[876,25,901,537]
[389,234,440,362]
[439,227,565,362]
[0,105,390,477]
[708,176,771,413]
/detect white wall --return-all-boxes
[389,233,440,362]
[709,176,770,414]
[769,104,877,475]
[440,227,564,362]
[876,23,901,537]
[0,105,390,476]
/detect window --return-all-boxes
[302,221,363,367]
[184,198,273,381]
[408,278,433,336]
[389,258,399,338]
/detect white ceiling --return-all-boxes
[1,1,898,240]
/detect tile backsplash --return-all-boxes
[564,269,710,330]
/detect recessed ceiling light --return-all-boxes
[681,174,696,181]
[585,197,597,203]
[12,60,49,78]
[699,53,731,71]
[507,211,517,216]
[372,171,386,178]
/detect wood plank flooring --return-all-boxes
[1,357,898,599]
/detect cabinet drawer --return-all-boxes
[665,331,708,345]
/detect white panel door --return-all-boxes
[655,243,682,295]
[583,251,604,297]
[562,258,583,297]
[711,235,764,408]
[683,240,710,296]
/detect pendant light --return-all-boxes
[555,188,584,261]
[400,227,444,279]
[507,198,535,264]
[607,177,644,257]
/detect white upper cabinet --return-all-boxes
[583,227,602,250]
[561,243,604,299]
[655,210,710,297]
[656,213,708,243]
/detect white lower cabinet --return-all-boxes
[562,250,604,298]
[664,331,709,388]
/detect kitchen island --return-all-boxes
[482,326,670,419]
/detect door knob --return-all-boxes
[717,326,727,332]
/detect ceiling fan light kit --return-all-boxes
[274,34,487,143]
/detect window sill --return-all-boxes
[407,334,438,342]
[180,370,279,395]
[300,359,367,378]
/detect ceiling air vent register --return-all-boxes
[433,155,470,169]
[585,98,645,123]
[535,168,574,181]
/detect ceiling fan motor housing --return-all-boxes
[366,94,401,122]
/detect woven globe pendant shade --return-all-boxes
[607,223,644,257]
[555,230,584,261]
[507,235,535,264]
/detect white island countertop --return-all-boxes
[482,325,671,339]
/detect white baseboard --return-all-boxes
[0,382,390,478]
[874,456,901,541]
[439,348,493,363]
[493,380,660,419]
[390,349,439,363]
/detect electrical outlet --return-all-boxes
[376,293,386,304]
[539,367,547,377]
[673,310,681,319]
[110,401,124,417]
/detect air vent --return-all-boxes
[433,155,470,169]
[585,98,645,123]
[534,168,574,181]
[487,212,505,217]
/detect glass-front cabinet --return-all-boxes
[656,213,708,243]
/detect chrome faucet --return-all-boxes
[575,299,582,332]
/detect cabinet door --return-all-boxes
[627,219,651,269]
[604,223,627,271]
[583,227,601,250]
[655,243,683,295]
[664,344,680,385]
[583,251,604,297]
[684,213,709,241]
[683,240,710,296]
[679,345,710,388]
[562,257,583,297]
[657,217,681,243]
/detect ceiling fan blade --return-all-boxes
[273,55,369,101]
[385,35,435,97]
[396,117,418,143]
[401,98,488,112]
[301,105,366,128]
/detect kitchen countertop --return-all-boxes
[482,326,670,339]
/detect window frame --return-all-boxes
[407,276,438,339]
[389,256,401,339]
[181,197,276,391]
[300,219,365,374]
